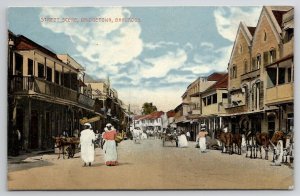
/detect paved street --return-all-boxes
[8,139,293,190]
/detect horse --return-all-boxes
[245,130,257,159]
[215,130,233,154]
[255,132,270,160]
[224,132,234,155]
[232,133,242,155]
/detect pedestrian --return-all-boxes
[198,127,208,153]
[102,123,118,166]
[178,131,188,148]
[80,123,96,167]
[186,131,191,141]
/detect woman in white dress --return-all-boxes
[178,131,188,147]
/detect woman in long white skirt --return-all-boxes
[178,132,188,147]
[103,124,118,166]
[198,128,208,153]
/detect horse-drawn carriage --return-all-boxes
[53,136,80,159]
[161,132,178,147]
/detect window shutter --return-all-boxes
[259,81,264,109]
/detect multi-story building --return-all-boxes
[225,6,294,136]
[8,31,95,152]
[201,73,228,138]
[134,111,165,132]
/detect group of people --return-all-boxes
[176,125,209,153]
[80,123,119,167]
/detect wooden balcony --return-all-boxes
[265,83,294,105]
[241,69,260,81]
[10,75,78,103]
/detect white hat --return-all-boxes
[106,123,112,127]
[201,128,206,131]
[84,123,92,128]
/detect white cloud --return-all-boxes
[40,7,143,74]
[214,7,261,42]
[144,41,179,50]
[200,42,214,49]
[141,49,187,78]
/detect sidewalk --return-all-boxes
[8,149,54,164]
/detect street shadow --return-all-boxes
[118,162,132,166]
[8,160,54,173]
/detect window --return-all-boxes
[212,94,217,104]
[267,68,276,87]
[288,68,292,83]
[244,60,248,74]
[202,98,207,106]
[55,70,60,84]
[287,113,294,132]
[15,53,23,75]
[268,115,275,137]
[264,31,267,41]
[28,59,33,75]
[239,44,243,54]
[222,93,228,99]
[46,67,52,82]
[278,68,286,85]
[207,96,211,105]
[270,49,276,63]
[256,54,261,69]
[232,66,237,78]
[38,63,44,78]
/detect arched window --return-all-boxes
[264,31,267,41]
[239,44,243,54]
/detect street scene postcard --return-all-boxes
[7,6,294,190]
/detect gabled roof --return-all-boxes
[134,115,144,120]
[207,72,227,81]
[205,73,228,92]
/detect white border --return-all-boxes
[1,0,299,196]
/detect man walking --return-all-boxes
[80,123,96,167]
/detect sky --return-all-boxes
[7,6,262,112]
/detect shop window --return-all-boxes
[287,113,294,132]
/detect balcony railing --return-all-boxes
[265,83,294,105]
[10,75,77,102]
[241,69,260,81]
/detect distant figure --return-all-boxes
[186,131,191,141]
[73,129,79,138]
[198,128,208,153]
[223,126,228,133]
[178,131,188,148]
[80,123,96,167]
[103,123,118,166]
[132,127,142,143]
[62,130,69,137]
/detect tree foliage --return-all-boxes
[142,102,157,115]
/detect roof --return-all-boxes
[205,73,228,92]
[167,110,176,118]
[272,10,288,27]
[133,115,144,120]
[207,72,227,81]
[247,26,256,36]
[139,111,164,120]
